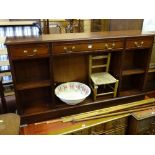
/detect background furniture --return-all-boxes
[0,113,20,135]
[0,76,16,114]
[42,19,84,34]
[5,31,154,124]
[128,108,155,134]
[0,76,7,113]
[91,19,143,32]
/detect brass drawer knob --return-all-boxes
[88,44,93,49]
[134,41,144,47]
[23,50,28,53]
[72,46,75,50]
[112,43,116,47]
[105,43,108,47]
[64,46,74,53]
[23,49,37,56]
[64,47,67,51]
[33,49,37,52]
[105,43,115,50]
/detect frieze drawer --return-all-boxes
[53,40,124,54]
[126,37,154,49]
[10,43,49,59]
[93,40,124,51]
[53,43,92,54]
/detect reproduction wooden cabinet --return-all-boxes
[5,30,155,124]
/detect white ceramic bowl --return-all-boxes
[55,82,91,105]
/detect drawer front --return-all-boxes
[93,40,124,51]
[137,117,155,133]
[126,37,153,49]
[53,40,124,54]
[10,44,49,59]
[53,43,90,54]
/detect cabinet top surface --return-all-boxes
[5,30,155,45]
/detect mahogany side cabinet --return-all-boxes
[5,30,155,124]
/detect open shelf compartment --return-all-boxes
[17,86,53,115]
[122,49,148,76]
[13,57,50,89]
[145,72,155,91]
[120,74,145,96]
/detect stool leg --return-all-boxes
[113,80,119,97]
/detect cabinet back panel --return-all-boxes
[134,49,150,69]
[18,87,52,105]
[145,73,155,90]
[14,58,50,84]
[53,52,121,83]
[109,52,122,78]
[123,49,149,70]
[121,74,144,91]
[53,55,88,83]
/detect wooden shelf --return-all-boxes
[120,89,142,97]
[22,100,52,115]
[148,68,155,73]
[146,90,155,98]
[16,80,51,90]
[21,93,145,124]
[122,69,145,76]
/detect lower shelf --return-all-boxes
[122,68,145,76]
[16,80,51,90]
[22,100,52,115]
[148,68,155,73]
[20,93,145,124]
[120,89,143,97]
